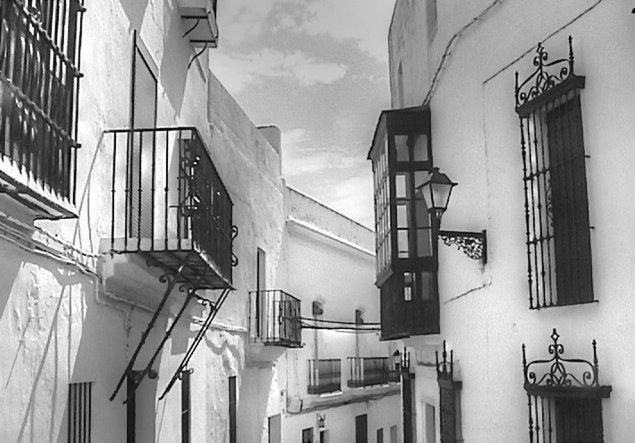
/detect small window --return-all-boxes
[302,427,314,443]
[424,404,436,443]
[319,429,328,443]
[355,414,368,443]
[68,382,92,443]
[376,428,384,443]
[389,426,398,443]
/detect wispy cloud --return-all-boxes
[211,49,347,93]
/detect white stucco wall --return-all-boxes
[388,0,635,441]
[0,1,286,441]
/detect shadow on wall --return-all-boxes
[120,0,151,34]
[161,4,191,120]
[0,243,95,442]
[237,366,276,443]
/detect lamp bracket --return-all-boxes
[438,229,487,264]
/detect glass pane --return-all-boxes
[417,228,432,257]
[404,272,413,285]
[398,230,409,258]
[414,171,428,194]
[420,272,434,300]
[395,135,409,161]
[395,173,408,198]
[413,134,428,161]
[397,203,409,228]
[404,286,412,302]
[415,200,429,228]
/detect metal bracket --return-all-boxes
[438,229,487,264]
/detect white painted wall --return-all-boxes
[388,0,635,441]
[0,0,286,441]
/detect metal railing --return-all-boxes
[348,357,391,388]
[106,127,233,284]
[308,359,341,395]
[249,289,301,347]
[0,0,84,205]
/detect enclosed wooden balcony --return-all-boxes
[0,0,85,219]
[101,127,233,296]
[308,359,341,395]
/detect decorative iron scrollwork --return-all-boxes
[523,329,600,389]
[232,225,239,267]
[515,36,575,109]
[436,340,453,381]
[438,230,487,263]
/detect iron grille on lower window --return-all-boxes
[515,36,593,309]
[522,330,611,443]
[436,342,462,443]
[308,359,341,394]
[68,382,92,443]
[0,0,84,217]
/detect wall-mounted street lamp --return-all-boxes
[417,168,487,264]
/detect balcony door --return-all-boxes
[129,33,157,239]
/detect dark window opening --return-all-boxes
[356,414,368,443]
[302,428,314,443]
[229,376,236,443]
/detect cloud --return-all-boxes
[278,0,396,62]
[210,49,347,93]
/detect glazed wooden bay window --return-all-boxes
[0,0,85,218]
[515,37,593,309]
[522,329,611,443]
[369,106,438,339]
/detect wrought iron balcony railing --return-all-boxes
[308,359,341,395]
[105,127,233,289]
[249,289,302,348]
[0,0,85,218]
[348,357,392,388]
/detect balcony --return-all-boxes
[249,290,302,347]
[100,127,233,301]
[308,359,341,395]
[347,357,394,388]
[0,0,84,219]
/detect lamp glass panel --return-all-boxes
[420,271,434,301]
[395,135,409,161]
[431,182,453,211]
[414,171,428,194]
[413,134,429,161]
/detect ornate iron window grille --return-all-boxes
[515,36,593,309]
[436,341,461,443]
[522,329,611,443]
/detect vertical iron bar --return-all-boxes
[164,130,168,250]
[519,117,534,308]
[87,382,92,443]
[532,110,547,308]
[137,131,143,248]
[538,104,554,307]
[525,115,539,307]
[177,129,182,249]
[181,370,191,443]
[528,394,534,443]
[534,394,540,443]
[124,131,131,246]
[151,128,156,245]
[67,384,71,442]
[126,373,137,443]
[111,133,117,249]
[554,94,569,304]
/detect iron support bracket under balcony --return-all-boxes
[438,229,487,264]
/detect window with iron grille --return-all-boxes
[68,382,92,443]
[522,330,611,443]
[0,0,85,215]
[515,36,593,309]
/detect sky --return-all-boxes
[209,0,397,228]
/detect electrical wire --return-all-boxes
[299,316,380,326]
